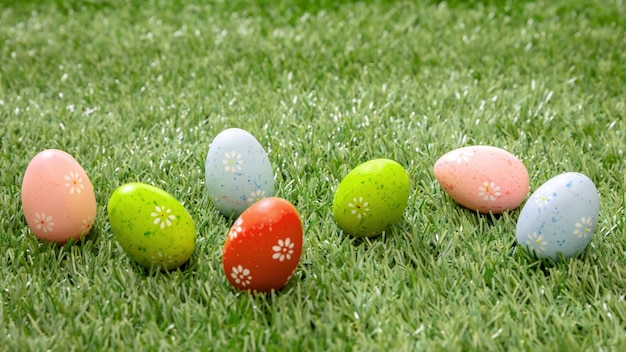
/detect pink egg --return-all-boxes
[21,149,97,243]
[434,146,529,214]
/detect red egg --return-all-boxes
[222,197,303,293]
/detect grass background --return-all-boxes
[1,0,624,350]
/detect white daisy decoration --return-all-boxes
[477,181,502,202]
[231,265,252,287]
[348,197,370,220]
[151,206,176,229]
[34,212,55,234]
[222,151,243,173]
[272,237,295,262]
[64,171,84,194]
[573,216,594,239]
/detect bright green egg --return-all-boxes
[332,159,410,237]
[107,182,196,270]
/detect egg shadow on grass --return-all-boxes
[349,234,377,247]
[348,229,394,251]
[461,207,507,225]
[229,284,297,301]
[35,228,99,257]
[63,224,103,247]
[346,217,412,245]
[516,245,590,278]
[124,257,196,278]
[215,209,241,227]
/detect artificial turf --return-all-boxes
[1,0,625,350]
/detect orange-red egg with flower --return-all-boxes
[222,197,303,293]
[21,149,97,243]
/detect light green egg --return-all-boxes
[333,159,410,237]
[107,182,196,270]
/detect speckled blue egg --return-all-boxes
[205,128,274,217]
[516,172,599,261]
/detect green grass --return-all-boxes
[1,0,625,350]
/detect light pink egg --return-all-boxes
[434,146,529,214]
[21,149,97,243]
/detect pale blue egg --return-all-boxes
[516,172,599,261]
[205,128,274,217]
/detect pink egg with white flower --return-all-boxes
[434,146,529,214]
[21,149,97,243]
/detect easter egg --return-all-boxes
[516,172,599,261]
[222,197,303,293]
[434,146,529,214]
[205,128,274,218]
[21,149,96,243]
[332,159,410,237]
[107,183,196,270]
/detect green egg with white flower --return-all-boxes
[333,159,410,237]
[107,182,197,270]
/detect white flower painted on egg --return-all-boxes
[229,218,244,240]
[535,192,553,208]
[573,216,594,239]
[477,181,501,202]
[151,206,176,229]
[231,265,252,287]
[79,216,94,236]
[34,212,55,234]
[272,237,295,262]
[247,189,266,203]
[222,151,243,172]
[525,232,547,253]
[64,171,84,194]
[348,197,370,220]
[151,252,177,267]
[450,149,475,164]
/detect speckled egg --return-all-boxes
[516,172,600,261]
[21,149,96,244]
[333,159,410,237]
[222,197,303,293]
[205,128,274,218]
[107,183,196,270]
[434,146,529,214]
